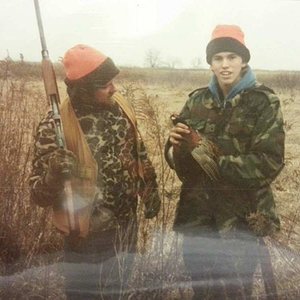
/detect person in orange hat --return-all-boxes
[165,25,285,298]
[30,44,160,299]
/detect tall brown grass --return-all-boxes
[0,62,300,298]
[0,60,63,272]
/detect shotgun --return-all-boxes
[33,0,78,236]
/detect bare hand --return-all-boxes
[169,123,190,146]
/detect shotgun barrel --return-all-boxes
[33,0,78,236]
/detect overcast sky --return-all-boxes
[1,0,300,70]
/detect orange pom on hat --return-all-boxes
[63,44,119,85]
[206,25,250,64]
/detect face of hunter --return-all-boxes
[94,80,117,107]
[210,51,246,95]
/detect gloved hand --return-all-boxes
[246,211,275,237]
[45,149,77,187]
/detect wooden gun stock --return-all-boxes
[34,0,78,236]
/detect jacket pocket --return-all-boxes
[226,109,257,137]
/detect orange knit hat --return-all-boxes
[211,25,246,44]
[206,25,250,64]
[63,44,107,80]
[63,44,119,86]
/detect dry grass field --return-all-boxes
[0,60,300,299]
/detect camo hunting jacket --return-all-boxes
[30,100,158,232]
[166,85,285,235]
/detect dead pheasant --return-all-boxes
[170,114,220,182]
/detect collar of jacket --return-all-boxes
[208,66,257,105]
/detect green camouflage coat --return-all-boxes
[166,84,285,236]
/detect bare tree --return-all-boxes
[191,57,202,69]
[5,50,13,62]
[145,49,161,68]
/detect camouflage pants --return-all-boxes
[176,183,260,299]
[182,229,259,300]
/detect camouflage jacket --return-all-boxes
[30,99,159,233]
[166,85,285,235]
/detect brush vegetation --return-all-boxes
[1,60,300,299]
